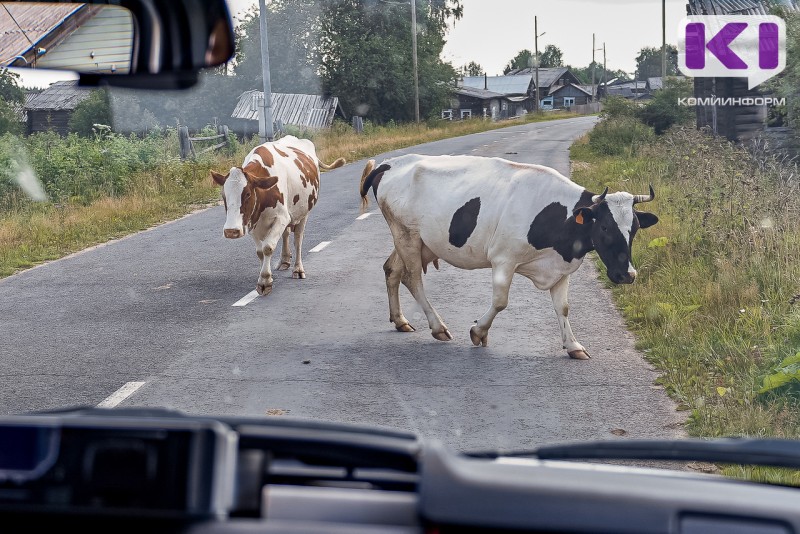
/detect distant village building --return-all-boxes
[450,74,535,119]
[446,67,586,119]
[24,80,93,135]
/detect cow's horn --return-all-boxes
[592,187,609,204]
[633,184,655,205]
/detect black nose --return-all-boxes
[610,272,635,285]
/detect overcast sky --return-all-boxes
[225,0,689,75]
[13,0,687,88]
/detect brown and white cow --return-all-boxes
[212,135,345,296]
[359,154,658,360]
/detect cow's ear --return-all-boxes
[636,211,659,229]
[572,206,595,225]
[211,171,228,186]
[251,176,279,189]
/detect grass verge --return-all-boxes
[570,121,800,485]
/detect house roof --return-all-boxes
[549,83,593,97]
[453,85,506,100]
[232,91,339,129]
[504,67,572,88]
[687,0,798,15]
[24,80,92,111]
[608,80,647,91]
[0,3,91,66]
[461,75,533,95]
[648,77,664,90]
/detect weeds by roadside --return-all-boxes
[571,118,800,485]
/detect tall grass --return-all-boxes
[0,129,256,278]
[571,119,800,484]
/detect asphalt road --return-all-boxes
[0,116,684,451]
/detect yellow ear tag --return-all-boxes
[576,212,584,225]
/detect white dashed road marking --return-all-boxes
[97,381,145,408]
[310,241,331,253]
[233,290,260,307]
[357,212,375,220]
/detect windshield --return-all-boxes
[1,0,799,488]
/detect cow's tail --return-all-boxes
[359,159,377,212]
[320,157,346,171]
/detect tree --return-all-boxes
[0,69,24,135]
[0,68,24,104]
[635,45,678,80]
[69,89,112,137]
[234,0,323,95]
[461,61,483,77]
[539,44,564,68]
[319,0,462,122]
[636,77,693,134]
[567,63,629,85]
[503,49,533,74]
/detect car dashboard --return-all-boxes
[0,408,798,533]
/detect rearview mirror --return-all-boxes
[0,0,235,89]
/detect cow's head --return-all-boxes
[212,166,278,239]
[573,186,658,285]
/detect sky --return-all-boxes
[11,0,688,88]
[224,0,689,75]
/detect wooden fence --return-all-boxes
[179,125,232,160]
[569,102,603,115]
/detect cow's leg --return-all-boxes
[255,218,290,296]
[549,275,589,360]
[291,216,308,279]
[469,263,515,347]
[384,249,414,332]
[394,235,451,341]
[277,227,292,271]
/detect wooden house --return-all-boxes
[688,0,798,142]
[24,80,93,135]
[542,83,593,109]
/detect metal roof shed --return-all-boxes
[232,91,339,130]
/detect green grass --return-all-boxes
[570,120,800,485]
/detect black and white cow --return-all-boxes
[358,154,658,359]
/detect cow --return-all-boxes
[212,135,345,296]
[358,154,658,360]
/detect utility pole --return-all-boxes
[535,16,540,112]
[592,34,595,102]
[603,43,607,93]
[661,0,667,78]
[411,0,420,123]
[258,0,275,142]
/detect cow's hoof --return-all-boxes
[568,350,591,360]
[292,271,306,279]
[469,326,488,347]
[432,329,453,342]
[256,283,273,296]
[396,323,415,333]
[277,261,291,271]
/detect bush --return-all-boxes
[600,95,637,120]
[635,77,694,135]
[588,116,654,156]
[69,89,112,137]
